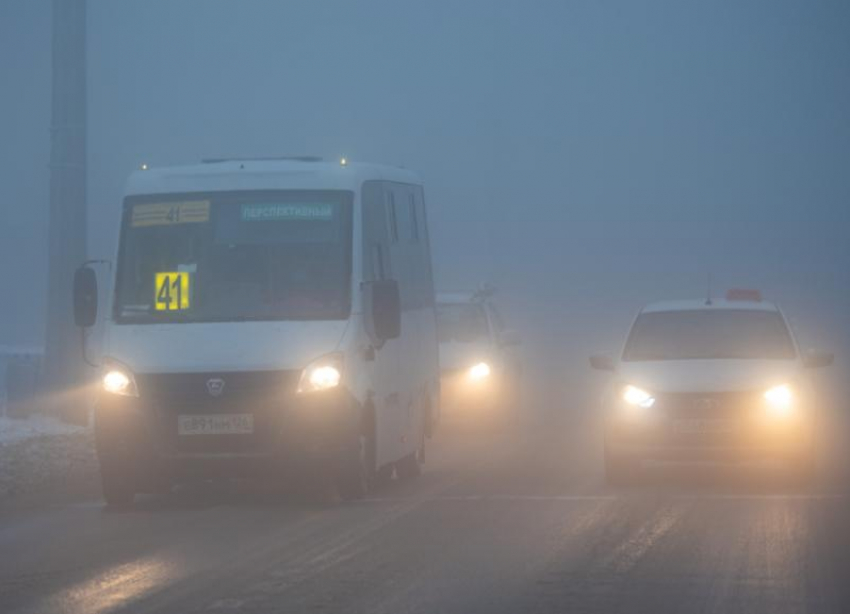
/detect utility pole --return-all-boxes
[43,0,87,424]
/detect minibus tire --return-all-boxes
[366,405,391,489]
[100,463,136,509]
[336,435,368,501]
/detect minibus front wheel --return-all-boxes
[335,402,376,500]
[94,401,143,508]
[100,458,136,508]
[336,433,369,500]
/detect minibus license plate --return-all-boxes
[178,414,254,436]
[673,418,736,434]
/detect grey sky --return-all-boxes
[1,0,848,375]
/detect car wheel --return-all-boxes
[395,450,422,480]
[147,472,173,497]
[372,463,394,489]
[396,430,424,481]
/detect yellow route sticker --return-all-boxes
[132,201,210,227]
[155,272,190,311]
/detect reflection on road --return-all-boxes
[1,418,849,614]
[56,557,178,614]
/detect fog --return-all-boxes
[3,5,850,611]
[1,0,848,405]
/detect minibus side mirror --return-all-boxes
[802,349,834,369]
[589,352,615,371]
[73,266,98,328]
[365,280,401,342]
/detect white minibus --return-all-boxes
[74,157,440,506]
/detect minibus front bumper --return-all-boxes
[94,373,361,482]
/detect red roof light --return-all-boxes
[725,288,762,302]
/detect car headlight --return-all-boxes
[763,384,794,418]
[468,362,491,382]
[298,354,344,394]
[102,365,138,397]
[621,384,655,408]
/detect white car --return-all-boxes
[590,290,833,484]
[436,290,522,420]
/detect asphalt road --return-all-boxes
[2,407,850,614]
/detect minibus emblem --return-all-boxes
[206,378,225,397]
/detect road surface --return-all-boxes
[1,408,849,614]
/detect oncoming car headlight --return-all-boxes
[298,354,344,394]
[621,385,655,409]
[102,365,138,397]
[763,384,794,418]
[468,362,491,382]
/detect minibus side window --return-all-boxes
[385,182,434,310]
[408,192,420,242]
[362,181,393,282]
[386,191,399,244]
[372,245,386,281]
[386,184,416,310]
[390,185,414,244]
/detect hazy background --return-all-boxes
[1,0,848,407]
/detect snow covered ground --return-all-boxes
[0,414,97,500]
[0,414,88,445]
[0,345,99,501]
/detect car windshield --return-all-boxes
[437,303,490,343]
[623,309,797,361]
[114,190,353,323]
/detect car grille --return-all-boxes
[654,391,760,418]
[650,391,763,446]
[135,370,300,455]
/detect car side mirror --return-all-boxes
[589,353,615,371]
[499,329,522,347]
[803,349,834,369]
[73,266,98,328]
[364,280,401,342]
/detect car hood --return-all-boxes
[439,341,493,372]
[615,359,801,393]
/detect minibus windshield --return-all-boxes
[114,190,353,323]
[622,309,797,361]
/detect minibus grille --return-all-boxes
[135,371,299,454]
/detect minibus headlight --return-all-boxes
[621,385,655,409]
[468,362,491,382]
[102,366,138,397]
[763,384,794,418]
[298,354,344,394]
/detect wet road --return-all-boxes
[2,410,850,614]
